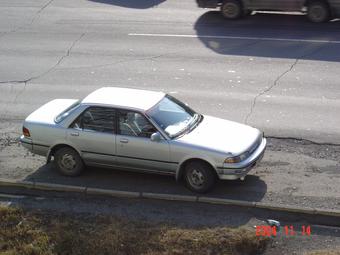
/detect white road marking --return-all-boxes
[129,33,340,44]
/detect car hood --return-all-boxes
[176,115,261,155]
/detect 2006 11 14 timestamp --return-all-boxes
[256,225,311,237]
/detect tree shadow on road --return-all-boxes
[88,0,166,9]
[194,11,340,62]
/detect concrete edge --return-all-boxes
[0,178,34,189]
[198,196,256,207]
[255,202,316,215]
[314,208,340,217]
[86,187,140,198]
[34,182,86,193]
[142,192,197,202]
[0,178,340,217]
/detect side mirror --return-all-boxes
[150,132,161,142]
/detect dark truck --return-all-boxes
[196,0,340,22]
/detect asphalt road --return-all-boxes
[1,0,340,143]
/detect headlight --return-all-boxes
[224,152,249,164]
[224,156,241,164]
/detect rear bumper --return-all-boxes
[20,135,49,157]
[20,135,33,151]
[217,138,266,180]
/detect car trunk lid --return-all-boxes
[25,99,79,125]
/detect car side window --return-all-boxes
[118,110,156,138]
[71,107,116,134]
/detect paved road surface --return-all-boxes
[1,0,340,143]
[0,0,340,214]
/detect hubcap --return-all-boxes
[188,169,205,188]
[309,6,326,21]
[60,153,77,171]
[222,3,239,18]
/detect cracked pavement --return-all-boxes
[244,58,299,124]
[1,0,340,142]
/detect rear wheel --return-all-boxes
[307,1,330,22]
[184,161,216,193]
[54,147,84,176]
[221,0,243,20]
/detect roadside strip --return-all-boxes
[0,177,339,218]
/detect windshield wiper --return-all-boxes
[171,114,200,139]
[187,113,202,132]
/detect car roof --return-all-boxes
[82,87,165,111]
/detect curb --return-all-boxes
[0,178,340,218]
[142,192,197,202]
[34,182,86,193]
[86,187,140,198]
[0,178,34,189]
[198,196,256,207]
[255,202,316,215]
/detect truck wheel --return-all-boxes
[221,0,243,19]
[307,1,330,22]
[184,161,216,193]
[54,147,84,176]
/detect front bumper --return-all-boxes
[217,137,267,180]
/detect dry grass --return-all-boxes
[0,205,270,255]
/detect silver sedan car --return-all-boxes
[20,87,266,193]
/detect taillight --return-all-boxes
[23,127,31,137]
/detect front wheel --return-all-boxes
[221,0,243,20]
[307,1,330,23]
[54,147,84,176]
[184,161,217,193]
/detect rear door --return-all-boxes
[246,0,301,11]
[67,106,117,166]
[115,110,175,173]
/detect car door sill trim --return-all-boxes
[81,150,178,164]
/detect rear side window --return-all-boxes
[55,101,80,123]
[72,107,116,134]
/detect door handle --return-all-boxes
[70,132,79,137]
[120,138,129,143]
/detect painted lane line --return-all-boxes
[128,33,340,44]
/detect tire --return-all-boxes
[221,0,243,20]
[307,1,330,23]
[54,147,84,176]
[243,9,252,17]
[184,161,216,193]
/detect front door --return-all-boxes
[67,106,116,166]
[115,110,175,173]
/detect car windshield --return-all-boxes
[54,101,81,123]
[146,95,200,138]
